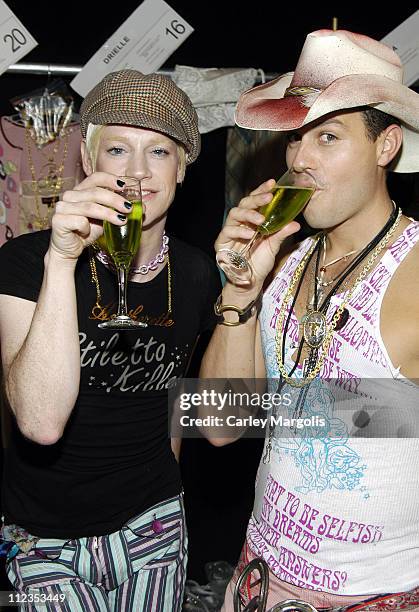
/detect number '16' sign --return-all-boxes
[165,19,186,40]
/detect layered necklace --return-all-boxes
[89,234,173,324]
[313,235,360,304]
[277,203,401,385]
[263,203,402,462]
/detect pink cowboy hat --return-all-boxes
[235,29,419,172]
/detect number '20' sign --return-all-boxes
[3,28,27,53]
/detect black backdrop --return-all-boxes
[0,0,419,589]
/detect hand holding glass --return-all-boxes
[216,168,316,285]
[98,176,147,329]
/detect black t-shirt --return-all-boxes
[0,230,220,538]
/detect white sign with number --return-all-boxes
[70,0,193,97]
[0,0,37,76]
[381,10,419,86]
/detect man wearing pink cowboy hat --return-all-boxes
[201,29,419,610]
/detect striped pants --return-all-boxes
[4,494,187,611]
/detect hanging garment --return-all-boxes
[0,116,83,246]
[172,65,258,133]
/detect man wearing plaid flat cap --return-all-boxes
[0,69,220,610]
[202,30,419,609]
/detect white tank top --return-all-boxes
[248,221,419,596]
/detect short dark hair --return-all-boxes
[361,107,401,141]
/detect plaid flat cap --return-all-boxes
[79,69,200,164]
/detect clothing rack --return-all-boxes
[6,62,275,82]
[7,63,82,76]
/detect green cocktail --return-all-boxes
[98,177,147,329]
[258,185,314,236]
[216,168,316,285]
[103,199,143,268]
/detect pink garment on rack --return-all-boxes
[0,116,83,246]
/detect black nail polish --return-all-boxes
[117,179,125,187]
[124,201,132,210]
[117,214,127,222]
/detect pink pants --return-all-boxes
[221,542,419,611]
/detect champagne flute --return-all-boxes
[216,168,317,285]
[98,176,147,329]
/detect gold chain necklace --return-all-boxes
[275,207,402,388]
[316,235,360,287]
[89,251,173,323]
[311,237,361,306]
[24,127,69,230]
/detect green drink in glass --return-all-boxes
[103,199,143,268]
[98,176,147,329]
[258,185,314,236]
[216,168,316,285]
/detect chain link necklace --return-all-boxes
[89,249,173,324]
[94,232,169,276]
[24,127,69,230]
[315,234,360,294]
[275,206,402,388]
[262,206,402,464]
